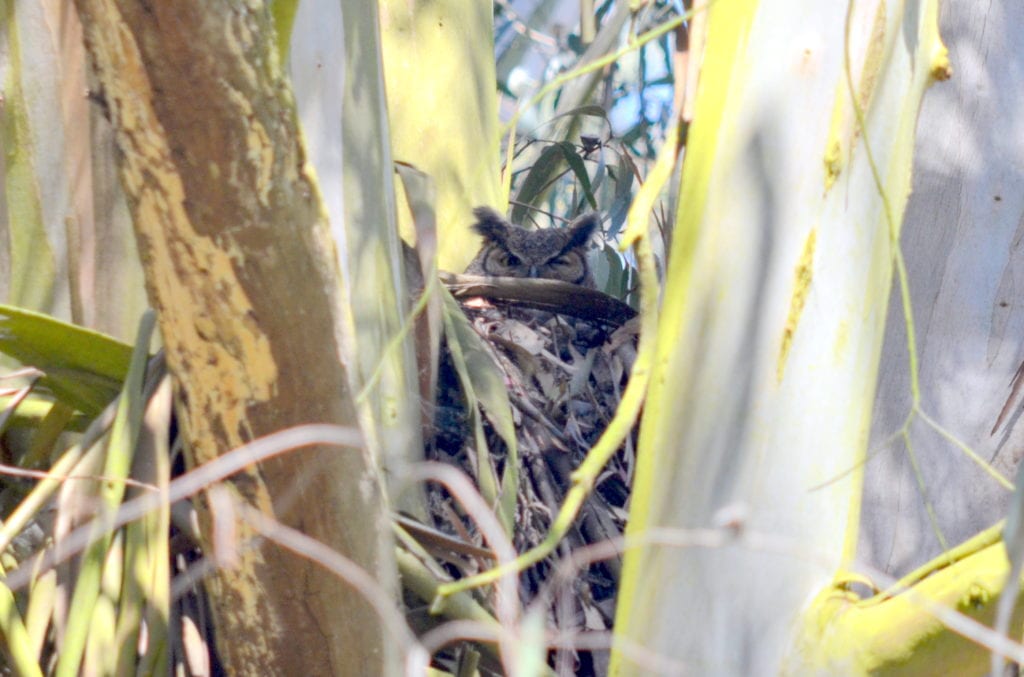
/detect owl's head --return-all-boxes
[466,207,599,287]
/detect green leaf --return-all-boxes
[511,140,597,222]
[555,141,598,210]
[606,155,636,238]
[511,144,568,223]
[0,303,133,416]
[0,574,42,677]
[269,0,300,59]
[441,291,518,533]
[56,311,155,677]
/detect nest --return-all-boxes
[417,275,639,674]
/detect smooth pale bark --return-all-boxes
[861,0,1023,576]
[612,1,946,673]
[793,2,1024,670]
[73,2,396,674]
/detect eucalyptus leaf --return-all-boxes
[0,304,133,416]
[512,140,597,223]
[606,156,636,238]
[512,144,568,223]
[554,141,598,210]
[56,311,155,677]
[441,291,518,532]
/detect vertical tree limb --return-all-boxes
[73,2,397,673]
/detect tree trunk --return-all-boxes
[612,1,947,673]
[861,0,1024,577]
[73,2,397,674]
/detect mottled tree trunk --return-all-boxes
[73,2,396,674]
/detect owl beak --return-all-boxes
[528,265,540,278]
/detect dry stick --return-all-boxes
[0,463,157,489]
[401,462,523,675]
[443,274,637,327]
[4,424,363,592]
[164,484,429,671]
[0,368,43,430]
[6,426,541,672]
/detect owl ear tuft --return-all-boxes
[471,206,511,242]
[563,213,600,252]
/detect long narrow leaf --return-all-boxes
[0,573,43,677]
[116,375,172,675]
[0,304,132,416]
[55,311,154,677]
[441,291,518,532]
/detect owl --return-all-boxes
[464,207,599,288]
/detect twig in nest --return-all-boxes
[441,273,637,327]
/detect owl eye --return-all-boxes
[548,256,570,268]
[504,253,522,267]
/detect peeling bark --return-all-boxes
[73,2,396,673]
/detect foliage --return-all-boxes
[0,312,169,675]
[0,1,684,672]
[4,0,1019,675]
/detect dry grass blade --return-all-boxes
[5,425,365,593]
